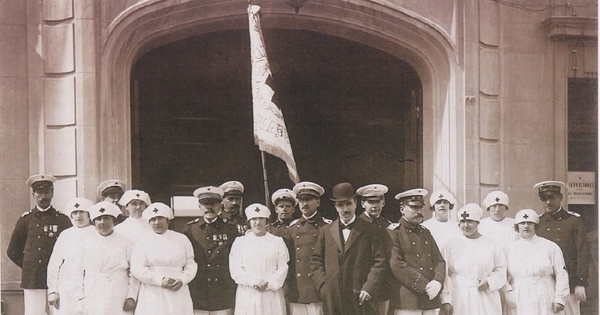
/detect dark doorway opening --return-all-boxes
[131,29,422,221]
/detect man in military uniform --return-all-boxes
[184,186,239,315]
[269,188,297,237]
[285,181,331,315]
[7,174,72,315]
[96,179,127,224]
[535,181,589,315]
[388,188,446,315]
[218,180,247,235]
[357,184,393,315]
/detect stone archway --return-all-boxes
[98,0,463,201]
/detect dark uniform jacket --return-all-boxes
[7,207,72,289]
[285,212,330,304]
[359,212,394,302]
[537,207,589,291]
[388,218,445,310]
[183,217,239,311]
[220,212,248,235]
[310,218,387,315]
[269,219,290,237]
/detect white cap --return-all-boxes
[395,188,428,204]
[26,174,56,190]
[65,197,95,216]
[143,202,174,221]
[219,181,244,196]
[515,209,540,224]
[271,188,297,206]
[457,203,483,222]
[193,186,224,200]
[293,181,325,198]
[356,184,388,199]
[483,190,509,210]
[89,201,122,221]
[118,189,151,207]
[97,179,126,197]
[245,203,271,220]
[533,181,565,196]
[429,190,456,206]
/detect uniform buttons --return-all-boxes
[36,224,40,227]
[547,228,550,231]
[419,267,423,270]
[296,247,300,251]
[411,242,416,246]
[297,259,300,263]
[208,250,212,254]
[38,248,41,251]
[557,239,560,241]
[207,264,211,267]
[207,278,212,282]
[296,236,300,239]
[37,236,41,239]
[307,273,311,277]
[216,251,220,254]
[297,273,301,277]
[558,218,562,221]
[558,228,561,231]
[311,247,314,251]
[429,267,433,271]
[216,264,220,268]
[416,254,420,258]
[428,254,431,257]
[313,234,317,237]
[214,278,218,282]
[425,241,428,245]
[38,260,42,263]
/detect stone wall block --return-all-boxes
[43,24,74,74]
[465,138,480,185]
[53,177,77,212]
[45,76,75,126]
[479,0,499,47]
[43,0,73,21]
[479,97,500,140]
[479,48,499,96]
[479,142,500,185]
[74,0,94,19]
[45,128,77,176]
[1,25,28,77]
[76,73,96,125]
[75,19,96,73]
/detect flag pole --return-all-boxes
[260,151,271,209]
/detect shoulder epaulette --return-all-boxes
[21,210,32,217]
[419,225,429,231]
[539,212,546,217]
[322,218,332,224]
[288,218,300,227]
[187,218,200,225]
[387,223,400,230]
[565,210,581,217]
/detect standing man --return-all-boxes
[421,190,461,250]
[97,179,127,223]
[388,188,446,315]
[269,188,297,237]
[286,181,330,315]
[7,175,72,315]
[310,182,387,315]
[356,184,393,315]
[184,186,239,315]
[535,181,589,315]
[219,180,247,235]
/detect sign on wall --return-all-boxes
[567,172,596,205]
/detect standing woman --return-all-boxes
[114,189,152,243]
[229,203,289,315]
[440,203,507,315]
[131,202,198,315]
[76,201,140,315]
[47,198,95,314]
[505,209,569,315]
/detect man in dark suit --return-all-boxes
[310,182,387,315]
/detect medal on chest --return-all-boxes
[211,233,228,246]
[44,225,58,238]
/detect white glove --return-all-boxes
[574,286,586,302]
[425,280,442,300]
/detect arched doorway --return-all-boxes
[131,29,422,219]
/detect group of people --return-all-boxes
[6,175,590,315]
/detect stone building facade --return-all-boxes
[1,0,597,313]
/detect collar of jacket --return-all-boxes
[400,217,422,232]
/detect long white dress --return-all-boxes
[441,235,507,315]
[479,217,520,251]
[505,235,569,315]
[130,229,198,315]
[75,231,140,315]
[421,218,461,250]
[114,216,150,243]
[47,226,94,315]
[229,232,289,315]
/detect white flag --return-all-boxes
[248,4,299,183]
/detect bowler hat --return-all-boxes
[330,182,355,202]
